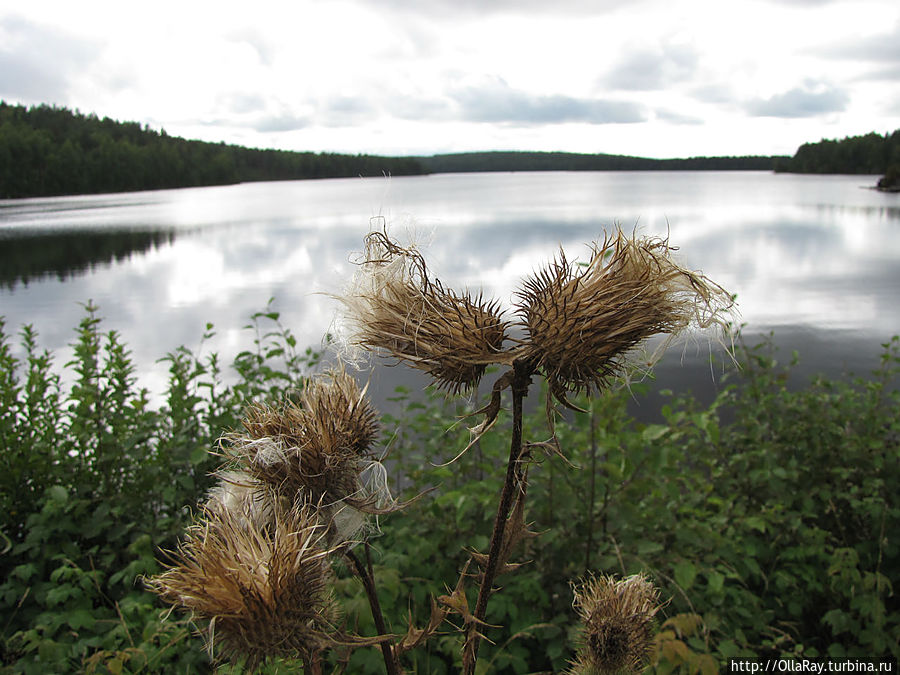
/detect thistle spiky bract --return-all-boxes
[218,366,393,545]
[517,230,734,401]
[338,229,509,393]
[148,502,339,671]
[569,573,661,674]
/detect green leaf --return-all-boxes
[47,485,68,504]
[744,516,766,533]
[13,563,37,581]
[707,570,725,594]
[674,561,697,590]
[66,608,96,630]
[642,424,668,442]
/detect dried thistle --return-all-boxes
[569,573,661,675]
[517,230,734,403]
[204,470,280,532]
[147,503,339,670]
[220,367,394,545]
[338,229,509,393]
[222,367,378,504]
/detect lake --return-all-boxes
[1,171,898,412]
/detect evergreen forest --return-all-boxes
[2,101,899,197]
[775,129,900,177]
[0,102,426,199]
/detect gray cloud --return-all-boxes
[220,93,268,115]
[691,84,736,105]
[0,15,100,103]
[450,79,646,125]
[654,108,704,125]
[351,0,643,16]
[320,96,379,127]
[745,83,849,118]
[814,22,900,66]
[252,114,310,132]
[858,64,900,82]
[601,42,699,91]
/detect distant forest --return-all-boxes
[775,129,900,177]
[414,151,783,173]
[0,102,426,199]
[0,102,897,198]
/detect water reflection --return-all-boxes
[0,172,897,403]
[0,228,176,288]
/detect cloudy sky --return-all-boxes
[1,0,898,158]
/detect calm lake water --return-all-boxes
[1,171,898,409]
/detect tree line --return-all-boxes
[416,150,784,173]
[775,129,900,177]
[0,102,426,198]
[3,101,899,198]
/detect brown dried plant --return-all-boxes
[148,502,341,671]
[152,225,732,674]
[334,226,734,674]
[517,230,734,406]
[151,367,402,674]
[569,573,662,675]
[339,229,509,393]
[219,367,390,538]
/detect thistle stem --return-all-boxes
[464,360,532,674]
[346,546,400,675]
[586,402,597,571]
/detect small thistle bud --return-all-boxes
[147,503,339,670]
[570,573,661,674]
[517,230,734,398]
[339,229,508,393]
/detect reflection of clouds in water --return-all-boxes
[3,172,899,405]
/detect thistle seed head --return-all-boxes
[570,573,661,674]
[223,367,378,505]
[517,230,734,397]
[220,367,395,545]
[339,229,509,393]
[147,503,338,669]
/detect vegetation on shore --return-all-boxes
[4,102,900,199]
[414,151,783,174]
[1,302,897,673]
[0,102,426,199]
[775,129,900,179]
[1,102,783,199]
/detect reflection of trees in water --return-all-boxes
[0,229,176,288]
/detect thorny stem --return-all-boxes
[464,359,532,675]
[586,402,597,571]
[346,547,401,675]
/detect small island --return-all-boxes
[877,165,900,192]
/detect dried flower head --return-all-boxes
[220,367,395,545]
[339,229,508,393]
[224,367,378,504]
[147,503,338,670]
[517,230,734,400]
[570,573,661,674]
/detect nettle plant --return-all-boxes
[149,226,734,674]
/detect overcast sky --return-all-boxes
[1,0,898,158]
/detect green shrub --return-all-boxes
[1,301,897,672]
[0,301,315,673]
